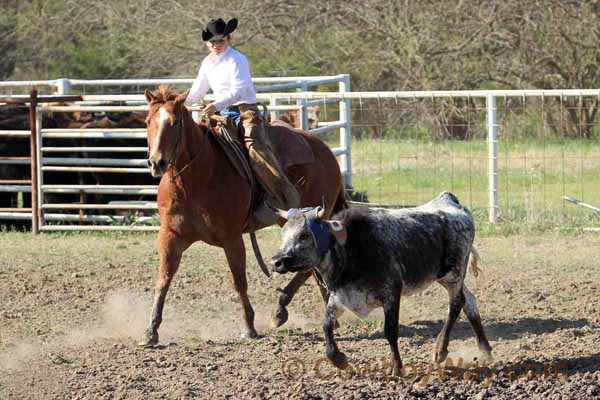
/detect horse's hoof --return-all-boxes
[387,363,402,377]
[271,306,289,328]
[478,351,494,366]
[138,330,159,348]
[138,335,158,348]
[240,328,259,339]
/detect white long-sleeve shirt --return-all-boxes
[184,46,257,111]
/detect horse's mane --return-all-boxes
[148,85,211,130]
[150,85,178,103]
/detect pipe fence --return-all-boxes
[0,75,350,231]
[2,84,600,230]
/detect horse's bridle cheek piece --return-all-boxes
[169,111,203,182]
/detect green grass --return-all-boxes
[4,136,599,235]
[344,137,600,230]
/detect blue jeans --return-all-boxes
[219,106,241,126]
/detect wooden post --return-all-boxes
[28,89,39,234]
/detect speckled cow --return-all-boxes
[270,191,493,375]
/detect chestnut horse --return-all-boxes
[141,87,347,344]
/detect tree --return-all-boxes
[0,0,19,79]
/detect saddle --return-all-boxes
[209,115,315,182]
[208,115,315,223]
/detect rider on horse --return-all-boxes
[184,17,300,212]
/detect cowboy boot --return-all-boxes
[247,146,300,209]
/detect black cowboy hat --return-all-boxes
[202,18,238,42]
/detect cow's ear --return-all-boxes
[326,220,347,245]
[144,89,155,104]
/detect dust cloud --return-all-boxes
[0,289,321,371]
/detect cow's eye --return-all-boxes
[299,232,311,241]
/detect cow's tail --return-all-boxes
[468,245,482,278]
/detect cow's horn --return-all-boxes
[316,206,326,219]
[267,203,289,220]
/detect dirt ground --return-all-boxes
[0,229,599,399]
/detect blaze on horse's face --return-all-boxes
[270,207,326,274]
[144,88,189,178]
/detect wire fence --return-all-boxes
[310,92,600,227]
[2,85,600,229]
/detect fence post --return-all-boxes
[486,94,499,223]
[28,90,39,234]
[298,81,309,131]
[55,79,71,95]
[339,74,352,187]
[36,105,43,230]
[269,96,279,122]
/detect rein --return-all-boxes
[218,120,272,278]
[168,111,202,182]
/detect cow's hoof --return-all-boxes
[329,351,349,370]
[271,306,289,328]
[387,366,402,377]
[240,328,259,339]
[433,349,448,364]
[138,330,159,347]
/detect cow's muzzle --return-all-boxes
[270,254,312,274]
[270,254,293,274]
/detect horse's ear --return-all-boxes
[144,89,155,104]
[173,90,189,114]
[174,90,189,106]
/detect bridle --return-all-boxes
[149,102,202,183]
[167,110,196,182]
